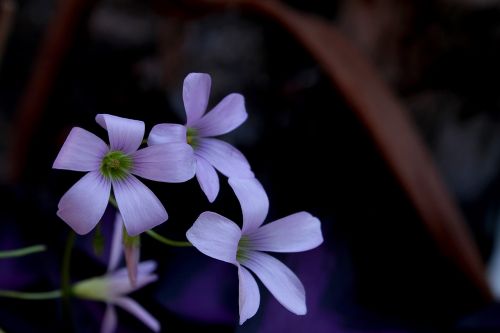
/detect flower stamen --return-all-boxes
[186,127,198,148]
[100,151,132,180]
[237,236,251,263]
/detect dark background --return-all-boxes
[1,0,500,332]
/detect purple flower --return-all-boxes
[73,213,160,333]
[53,114,195,236]
[148,73,254,202]
[186,177,323,324]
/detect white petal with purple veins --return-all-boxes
[196,138,253,178]
[112,175,167,236]
[131,143,195,183]
[183,73,211,125]
[242,251,306,315]
[147,123,187,146]
[228,178,268,234]
[247,212,323,253]
[57,171,111,235]
[186,212,241,264]
[192,93,247,137]
[195,156,220,203]
[96,114,145,154]
[238,265,260,325]
[113,297,160,332]
[53,127,108,172]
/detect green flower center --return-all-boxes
[100,150,132,180]
[186,127,198,148]
[236,236,251,263]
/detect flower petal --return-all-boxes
[192,93,247,137]
[196,138,253,178]
[147,123,187,146]
[247,212,323,253]
[195,156,220,203]
[101,305,117,333]
[183,73,211,125]
[113,261,157,279]
[131,143,195,183]
[137,260,158,276]
[108,213,124,272]
[57,171,111,235]
[96,114,145,154]
[238,265,260,325]
[108,261,158,296]
[53,127,108,172]
[242,251,306,315]
[114,297,160,332]
[228,178,268,234]
[113,175,168,236]
[186,211,241,264]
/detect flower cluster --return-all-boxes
[51,73,323,330]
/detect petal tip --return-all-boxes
[125,213,168,237]
[186,72,211,81]
[56,210,92,235]
[295,303,307,315]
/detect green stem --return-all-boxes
[109,197,191,247]
[0,245,46,259]
[146,230,192,247]
[109,195,118,209]
[0,289,62,300]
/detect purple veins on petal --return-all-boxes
[96,114,145,154]
[190,93,247,137]
[131,143,196,183]
[228,177,269,234]
[147,73,252,203]
[245,212,323,253]
[53,127,108,172]
[195,156,220,203]
[55,113,192,235]
[147,123,187,146]
[241,251,306,315]
[186,177,323,324]
[57,171,111,235]
[186,211,241,264]
[238,265,260,325]
[183,72,212,125]
[112,175,167,237]
[196,138,253,178]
